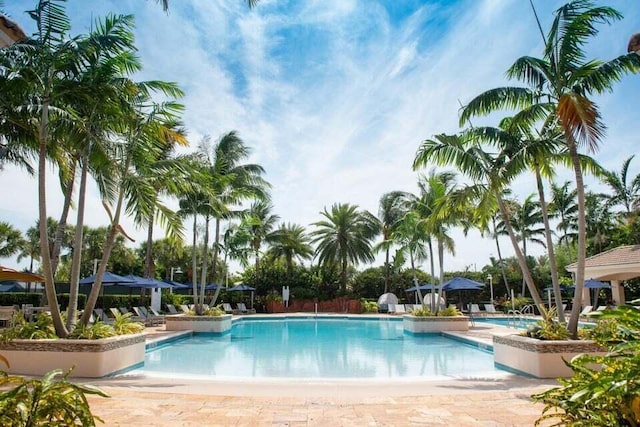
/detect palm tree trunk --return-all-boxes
[567,139,587,337]
[409,249,423,305]
[66,151,89,330]
[51,161,76,275]
[521,235,527,297]
[341,256,348,293]
[496,193,545,310]
[208,217,223,307]
[560,211,573,264]
[198,215,210,314]
[384,243,390,294]
[191,214,198,311]
[80,156,130,326]
[535,165,564,322]
[38,88,67,337]
[493,216,511,298]
[438,237,445,294]
[428,238,437,312]
[144,208,155,277]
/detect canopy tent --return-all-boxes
[0,266,44,282]
[227,284,255,309]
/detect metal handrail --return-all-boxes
[520,304,535,317]
[506,309,521,328]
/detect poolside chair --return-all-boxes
[118,307,130,315]
[387,304,396,314]
[237,302,256,314]
[579,305,593,316]
[484,304,497,314]
[132,307,162,326]
[411,304,423,312]
[93,308,113,324]
[0,305,16,327]
[469,304,481,314]
[221,303,235,314]
[596,306,607,312]
[395,304,407,314]
[166,304,180,315]
[141,307,165,325]
[179,304,191,314]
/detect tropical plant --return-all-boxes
[0,368,108,426]
[312,203,379,293]
[533,303,640,425]
[360,299,378,313]
[375,191,410,294]
[392,210,429,305]
[522,306,570,341]
[436,306,461,317]
[550,180,578,259]
[266,223,313,279]
[459,0,640,337]
[0,221,24,258]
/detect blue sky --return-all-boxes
[2,0,639,274]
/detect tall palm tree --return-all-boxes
[550,181,579,260]
[600,155,640,216]
[243,201,279,278]
[459,1,640,336]
[375,191,410,294]
[0,221,24,258]
[510,195,545,296]
[414,132,546,311]
[312,203,379,293]
[391,210,429,306]
[267,223,313,279]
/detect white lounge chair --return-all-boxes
[165,304,180,315]
[580,305,593,316]
[469,304,481,314]
[222,303,236,314]
[484,304,497,314]
[395,304,407,314]
[411,304,423,312]
[237,302,256,314]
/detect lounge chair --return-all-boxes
[469,304,481,314]
[93,308,113,324]
[114,307,145,324]
[133,307,162,326]
[0,305,16,327]
[395,304,407,314]
[411,304,423,312]
[579,305,593,316]
[141,307,165,324]
[596,306,607,312]
[222,303,235,314]
[387,304,396,314]
[179,304,191,314]
[484,304,497,314]
[166,304,180,315]
[237,302,255,314]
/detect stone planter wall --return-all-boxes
[493,334,606,378]
[165,314,232,333]
[0,333,146,378]
[403,315,470,333]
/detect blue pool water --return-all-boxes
[140,318,501,379]
[474,317,538,328]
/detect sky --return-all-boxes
[1,0,639,276]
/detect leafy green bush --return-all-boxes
[0,293,42,307]
[533,303,640,425]
[1,313,57,341]
[203,306,225,316]
[0,368,108,426]
[523,307,570,341]
[68,322,116,340]
[411,307,434,317]
[112,312,145,335]
[436,306,461,317]
[360,300,378,313]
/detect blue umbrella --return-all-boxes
[182,282,220,291]
[442,277,484,292]
[228,284,256,292]
[405,283,438,292]
[543,285,574,292]
[79,272,136,285]
[123,274,174,289]
[164,280,189,288]
[584,279,611,289]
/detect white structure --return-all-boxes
[566,245,640,307]
[0,15,26,48]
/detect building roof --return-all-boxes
[0,14,27,47]
[566,245,640,281]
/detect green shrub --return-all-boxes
[436,306,461,317]
[522,307,570,341]
[533,303,640,425]
[411,307,434,317]
[0,368,108,426]
[68,321,116,340]
[1,313,57,341]
[0,293,42,307]
[204,306,225,316]
[360,300,378,313]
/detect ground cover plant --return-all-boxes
[533,301,640,425]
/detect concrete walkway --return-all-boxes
[83,316,560,426]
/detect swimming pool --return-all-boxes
[139,318,502,379]
[474,317,538,328]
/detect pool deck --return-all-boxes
[81,314,561,426]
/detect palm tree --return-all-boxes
[0,221,24,258]
[600,155,640,216]
[414,133,546,311]
[510,195,545,297]
[391,210,429,306]
[550,181,579,260]
[376,191,410,294]
[459,1,640,336]
[244,200,279,279]
[312,203,379,293]
[267,223,313,279]
[153,0,260,11]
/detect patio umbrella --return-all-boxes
[584,279,611,307]
[123,274,174,289]
[442,277,484,291]
[0,266,44,282]
[227,284,255,308]
[442,277,484,310]
[79,271,136,285]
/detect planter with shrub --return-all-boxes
[165,306,232,333]
[0,313,146,378]
[403,306,470,333]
